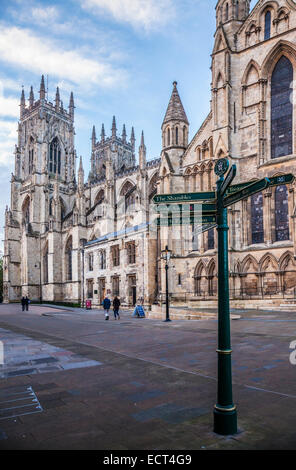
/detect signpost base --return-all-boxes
[213,406,237,435]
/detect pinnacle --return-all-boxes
[162,81,189,126]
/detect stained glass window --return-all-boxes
[275,185,289,241]
[264,11,271,40]
[271,56,293,159]
[251,192,264,244]
[49,138,61,174]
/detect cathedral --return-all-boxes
[3,0,296,309]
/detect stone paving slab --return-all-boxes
[0,304,296,449]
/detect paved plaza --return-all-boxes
[0,303,295,450]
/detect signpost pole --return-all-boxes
[214,176,237,435]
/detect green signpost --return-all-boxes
[153,160,294,436]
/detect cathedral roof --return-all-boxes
[162,81,189,126]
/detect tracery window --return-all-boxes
[251,192,264,244]
[49,137,61,174]
[275,185,289,241]
[271,56,293,159]
[264,10,271,40]
[111,245,120,267]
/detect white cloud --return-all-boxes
[0,26,127,88]
[31,6,59,23]
[0,119,18,166]
[80,0,175,31]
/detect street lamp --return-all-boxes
[161,245,172,322]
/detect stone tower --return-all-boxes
[3,76,77,302]
[160,81,189,192]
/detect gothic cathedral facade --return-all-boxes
[4,0,296,308]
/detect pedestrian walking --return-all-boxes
[102,296,111,320]
[21,296,26,312]
[113,296,120,320]
[25,296,30,311]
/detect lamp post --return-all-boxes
[161,245,172,322]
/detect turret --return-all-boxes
[162,81,189,151]
[215,0,250,33]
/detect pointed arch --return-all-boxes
[22,195,31,226]
[242,254,259,273]
[259,253,278,272]
[279,251,295,271]
[242,60,260,85]
[215,71,224,89]
[261,40,296,79]
[94,189,104,206]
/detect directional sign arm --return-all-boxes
[223,177,270,208]
[220,164,237,196]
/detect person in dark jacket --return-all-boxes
[25,296,30,311]
[21,296,26,311]
[102,297,111,320]
[113,296,120,320]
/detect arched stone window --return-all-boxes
[49,137,61,174]
[65,237,72,281]
[167,128,170,146]
[271,56,293,159]
[275,185,289,241]
[175,127,178,145]
[264,10,271,40]
[251,192,264,244]
[225,3,229,21]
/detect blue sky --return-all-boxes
[0,0,258,252]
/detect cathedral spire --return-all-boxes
[39,75,46,102]
[29,86,34,108]
[111,116,117,139]
[69,92,74,120]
